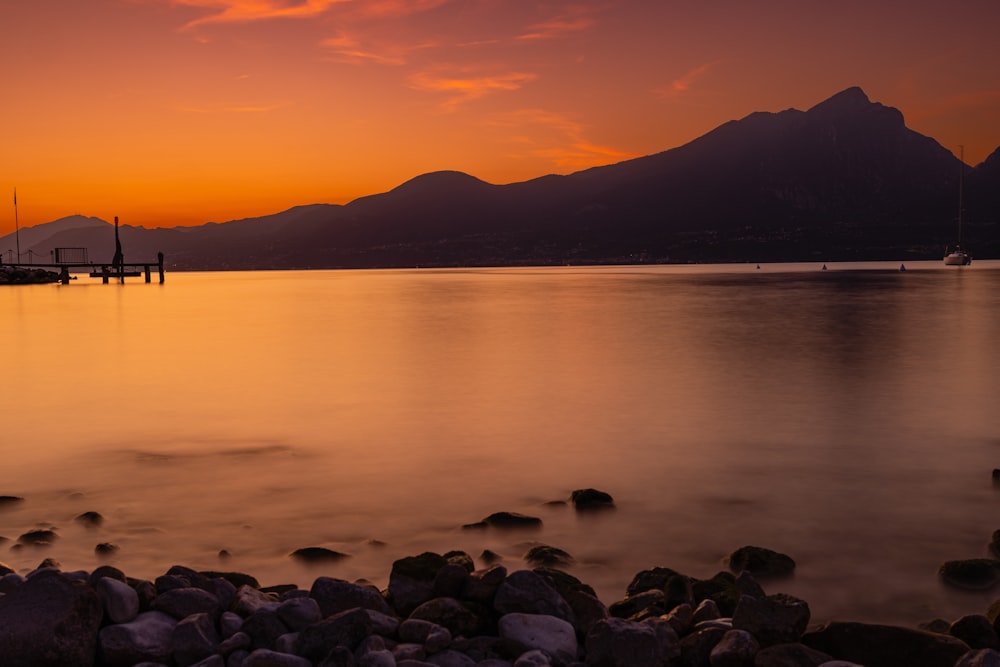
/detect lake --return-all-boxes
[2,261,999,625]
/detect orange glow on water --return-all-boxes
[2,1,1000,233]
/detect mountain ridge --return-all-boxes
[4,87,998,269]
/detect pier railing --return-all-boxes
[2,251,165,284]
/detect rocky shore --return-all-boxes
[4,489,1000,666]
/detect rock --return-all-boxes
[310,576,392,617]
[388,552,449,616]
[99,610,178,666]
[241,607,291,651]
[624,566,686,597]
[76,511,104,527]
[242,648,313,667]
[497,613,578,664]
[295,607,373,661]
[514,649,552,666]
[150,586,222,620]
[0,568,102,666]
[692,571,746,617]
[96,576,141,624]
[608,589,666,620]
[951,614,1000,650]
[171,612,220,666]
[584,616,680,667]
[693,599,721,624]
[940,559,1000,590]
[0,495,25,506]
[709,628,759,667]
[727,546,795,578]
[95,542,120,557]
[290,547,351,563]
[232,585,280,617]
[732,593,810,647]
[199,570,262,590]
[462,564,508,606]
[400,618,453,652]
[753,642,833,667]
[523,545,574,567]
[410,596,492,638]
[494,570,574,623]
[802,621,972,667]
[463,512,543,530]
[219,630,252,654]
[955,649,1000,667]
[569,488,615,510]
[17,528,58,545]
[562,588,609,637]
[423,648,477,666]
[277,596,322,631]
[364,609,401,637]
[434,562,472,599]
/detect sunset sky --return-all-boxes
[2,0,999,234]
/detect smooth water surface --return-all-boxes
[2,261,1000,624]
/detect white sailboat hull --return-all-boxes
[944,250,971,266]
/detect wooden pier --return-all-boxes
[3,252,165,284]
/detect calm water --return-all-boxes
[2,262,1000,625]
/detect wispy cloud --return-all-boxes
[173,0,349,29]
[488,109,636,169]
[517,16,595,41]
[320,31,438,66]
[352,0,450,19]
[656,61,718,97]
[410,68,538,110]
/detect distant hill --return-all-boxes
[4,87,998,269]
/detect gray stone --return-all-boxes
[940,559,1000,590]
[219,631,253,655]
[727,546,795,578]
[569,488,615,511]
[358,648,396,666]
[732,593,810,647]
[709,628,758,667]
[754,643,833,667]
[462,564,508,606]
[678,625,728,667]
[802,621,972,667]
[296,606,373,660]
[221,611,245,636]
[389,552,449,616]
[498,613,578,663]
[513,649,552,666]
[608,589,665,620]
[410,596,491,638]
[400,618,453,651]
[955,649,1000,667]
[524,545,574,568]
[562,589,609,638]
[309,576,393,617]
[190,656,227,667]
[692,598,721,624]
[365,608,401,636]
[394,642,428,661]
[242,648,313,667]
[232,585,280,617]
[97,576,141,624]
[584,616,679,667]
[242,607,290,650]
[425,649,477,666]
[951,614,1000,649]
[151,586,222,620]
[434,562,472,599]
[0,568,102,667]
[494,570,574,623]
[278,596,322,631]
[99,611,178,666]
[173,612,221,667]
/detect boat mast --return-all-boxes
[13,188,20,262]
[957,145,964,246]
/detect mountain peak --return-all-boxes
[807,86,872,114]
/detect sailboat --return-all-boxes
[944,146,972,266]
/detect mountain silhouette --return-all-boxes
[4,87,997,269]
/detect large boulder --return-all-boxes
[0,568,102,666]
[802,621,971,667]
[494,570,574,623]
[409,596,492,638]
[497,613,578,663]
[388,552,449,616]
[584,616,679,667]
[309,576,392,618]
[940,559,1000,590]
[732,594,809,647]
[99,611,178,666]
[295,607,373,661]
[570,488,615,511]
[727,546,796,578]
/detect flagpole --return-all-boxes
[14,188,20,263]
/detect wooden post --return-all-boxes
[158,252,164,283]
[144,265,151,283]
[101,266,109,284]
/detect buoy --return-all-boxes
[899,263,906,272]
[821,264,827,270]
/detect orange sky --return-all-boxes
[2,0,999,235]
